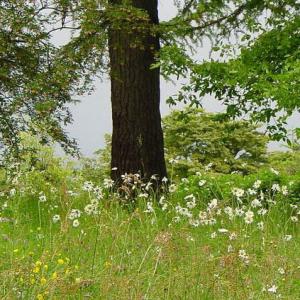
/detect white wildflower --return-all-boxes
[281,186,288,195]
[291,216,298,222]
[199,180,206,187]
[169,158,178,164]
[73,219,80,227]
[218,228,228,233]
[268,285,278,293]
[198,211,207,220]
[169,184,177,193]
[270,168,279,175]
[211,232,217,239]
[71,209,81,218]
[244,216,254,224]
[258,208,268,215]
[39,195,46,202]
[278,268,285,275]
[248,188,257,195]
[251,199,262,208]
[84,204,94,215]
[52,215,60,223]
[232,188,245,198]
[235,208,244,217]
[257,221,264,230]
[283,235,292,241]
[253,180,262,189]
[162,177,168,184]
[103,178,114,188]
[144,202,154,213]
[271,184,281,192]
[207,199,218,211]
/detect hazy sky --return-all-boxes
[55,1,299,157]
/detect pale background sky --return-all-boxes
[54,0,299,157]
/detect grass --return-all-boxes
[0,169,299,300]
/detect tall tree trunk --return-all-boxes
[108,0,167,183]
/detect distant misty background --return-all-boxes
[54,0,299,157]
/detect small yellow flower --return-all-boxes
[13,249,19,253]
[65,268,70,275]
[33,266,40,273]
[104,261,111,267]
[31,278,36,285]
[57,259,64,265]
[30,230,34,233]
[44,291,50,295]
[35,260,42,266]
[40,277,47,285]
[43,265,48,270]
[52,272,58,280]
[29,251,34,256]
[37,294,44,300]
[74,265,79,270]
[37,227,41,231]
[19,278,24,283]
[75,278,81,283]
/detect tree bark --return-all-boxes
[108,0,167,183]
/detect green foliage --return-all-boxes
[80,134,111,183]
[163,108,268,178]
[0,0,108,158]
[267,151,300,176]
[168,14,300,142]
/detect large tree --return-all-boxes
[1,0,300,182]
[108,0,166,182]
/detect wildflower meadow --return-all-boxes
[0,154,299,300]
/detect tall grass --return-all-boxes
[0,165,299,299]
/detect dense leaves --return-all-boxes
[183,16,300,141]
[161,1,300,142]
[0,0,107,159]
[163,108,268,177]
[2,0,300,167]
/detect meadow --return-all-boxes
[0,156,299,300]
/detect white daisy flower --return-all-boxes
[73,219,80,227]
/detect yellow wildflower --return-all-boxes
[37,294,44,300]
[75,278,81,283]
[104,261,111,267]
[40,277,47,285]
[57,259,64,264]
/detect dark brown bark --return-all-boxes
[108,0,167,183]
